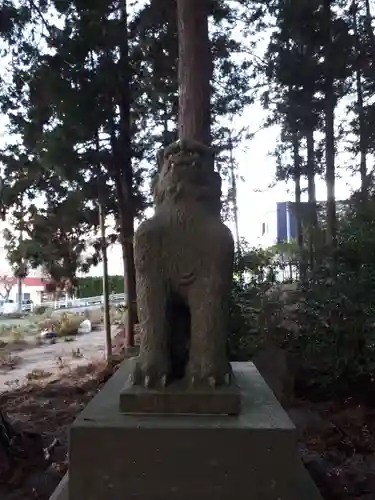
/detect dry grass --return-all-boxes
[25,368,53,382]
[0,352,22,370]
[38,313,83,337]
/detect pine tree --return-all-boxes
[346,1,375,199]
[249,0,353,271]
[0,0,253,281]
[259,0,324,270]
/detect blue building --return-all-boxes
[276,202,298,243]
[260,200,347,247]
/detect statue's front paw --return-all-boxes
[131,358,170,389]
[186,362,231,389]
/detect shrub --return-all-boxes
[229,197,375,395]
[34,305,50,315]
[39,312,83,337]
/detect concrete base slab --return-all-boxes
[119,357,241,415]
[48,472,68,500]
[64,360,322,500]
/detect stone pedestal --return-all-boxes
[119,358,241,415]
[55,361,322,500]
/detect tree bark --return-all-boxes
[325,92,336,250]
[292,130,306,281]
[323,0,337,253]
[365,0,375,52]
[177,0,212,144]
[114,0,137,347]
[352,1,367,198]
[99,202,112,364]
[110,122,137,348]
[306,128,317,269]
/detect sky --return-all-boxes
[0,1,362,277]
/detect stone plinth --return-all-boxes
[119,358,241,415]
[49,472,68,500]
[63,361,322,500]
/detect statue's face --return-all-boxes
[161,149,209,186]
[153,142,221,215]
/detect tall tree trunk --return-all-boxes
[99,202,112,364]
[325,92,336,249]
[352,1,368,198]
[94,130,112,361]
[177,0,212,144]
[115,0,137,347]
[323,0,337,253]
[365,0,375,50]
[356,70,367,197]
[292,130,306,281]
[306,128,317,269]
[110,122,137,348]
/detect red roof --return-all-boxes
[23,277,45,287]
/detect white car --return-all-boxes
[0,299,18,315]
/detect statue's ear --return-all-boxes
[213,171,222,197]
[151,172,159,195]
[156,148,165,172]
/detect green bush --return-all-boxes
[77,276,125,298]
[228,246,281,361]
[291,198,375,388]
[227,212,375,395]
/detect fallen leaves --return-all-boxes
[294,399,375,499]
[0,359,118,500]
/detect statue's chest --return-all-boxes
[161,213,207,251]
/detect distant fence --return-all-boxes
[42,293,127,310]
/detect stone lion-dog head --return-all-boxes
[152,139,222,215]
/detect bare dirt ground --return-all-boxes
[0,326,118,391]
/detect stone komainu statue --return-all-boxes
[133,139,234,388]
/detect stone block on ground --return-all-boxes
[64,360,322,500]
[254,343,294,406]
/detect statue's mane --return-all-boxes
[152,139,222,215]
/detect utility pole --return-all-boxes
[0,177,3,215]
[228,130,241,255]
[99,202,112,364]
[17,248,22,313]
[17,197,24,313]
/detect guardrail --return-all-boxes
[42,293,127,310]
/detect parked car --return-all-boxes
[0,299,18,315]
